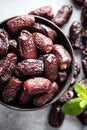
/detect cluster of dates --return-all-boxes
[0,13,72,108]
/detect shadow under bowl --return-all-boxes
[0,15,75,111]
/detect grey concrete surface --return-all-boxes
[0,0,87,130]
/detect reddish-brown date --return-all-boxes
[29,6,54,20]
[49,102,65,127]
[52,44,71,70]
[0,29,9,55]
[18,30,37,59]
[72,0,85,6]
[19,90,30,105]
[82,58,87,74]
[43,54,58,81]
[7,15,35,34]
[0,53,17,82]
[24,77,52,95]
[3,77,23,102]
[31,22,57,41]
[69,21,83,49]
[74,62,80,77]
[33,82,58,106]
[15,59,44,77]
[80,79,87,89]
[81,1,87,27]
[33,32,53,53]
[52,5,73,27]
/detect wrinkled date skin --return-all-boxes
[7,15,35,34]
[15,59,44,77]
[33,32,53,53]
[77,109,87,125]
[43,54,58,81]
[52,44,71,70]
[52,5,73,27]
[31,22,57,41]
[82,58,87,74]
[18,30,37,59]
[59,90,75,103]
[74,62,80,77]
[19,90,30,105]
[0,29,9,55]
[70,21,83,49]
[81,1,87,27]
[9,39,18,53]
[24,77,52,95]
[3,77,23,102]
[72,0,85,6]
[49,102,65,127]
[29,6,54,20]
[0,53,17,82]
[33,82,58,106]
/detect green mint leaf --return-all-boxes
[74,83,87,99]
[62,98,85,116]
[79,100,87,108]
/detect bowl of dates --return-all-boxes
[0,15,74,110]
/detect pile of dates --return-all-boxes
[0,12,72,108]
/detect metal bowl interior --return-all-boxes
[0,16,74,111]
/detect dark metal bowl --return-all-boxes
[0,16,74,111]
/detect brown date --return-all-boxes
[18,30,37,59]
[15,59,44,77]
[72,0,85,6]
[81,1,87,27]
[19,90,30,105]
[3,77,23,102]
[33,32,53,53]
[24,77,52,95]
[0,53,17,82]
[49,102,65,127]
[29,6,54,20]
[69,21,83,49]
[7,15,35,34]
[52,44,72,70]
[52,5,73,27]
[31,22,57,41]
[80,79,87,89]
[0,29,9,55]
[33,82,58,106]
[43,54,58,81]
[58,71,67,82]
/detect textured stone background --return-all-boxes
[0,0,87,130]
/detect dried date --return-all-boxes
[31,22,57,41]
[49,102,65,127]
[33,82,58,106]
[80,79,87,89]
[74,62,80,77]
[58,71,67,82]
[9,40,18,53]
[24,77,52,95]
[29,6,54,19]
[7,15,35,34]
[15,59,44,77]
[33,32,53,53]
[52,44,71,70]
[0,29,9,55]
[3,77,23,102]
[52,5,73,27]
[19,90,30,105]
[0,53,17,82]
[43,54,58,81]
[18,30,37,59]
[70,21,83,49]
[81,1,87,27]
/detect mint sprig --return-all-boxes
[62,83,87,116]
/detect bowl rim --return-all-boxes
[0,15,75,111]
